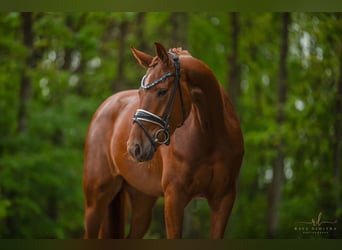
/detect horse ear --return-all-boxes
[154,42,171,65]
[131,47,153,68]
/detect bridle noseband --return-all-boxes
[132,52,186,149]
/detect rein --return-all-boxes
[132,52,186,149]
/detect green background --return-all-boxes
[0,0,342,244]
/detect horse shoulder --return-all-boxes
[88,90,139,152]
[85,90,138,164]
[92,90,138,121]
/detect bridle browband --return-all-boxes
[132,52,186,149]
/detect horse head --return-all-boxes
[127,42,191,162]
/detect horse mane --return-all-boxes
[149,47,191,67]
[168,47,192,56]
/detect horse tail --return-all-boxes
[109,188,127,238]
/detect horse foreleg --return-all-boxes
[126,187,157,239]
[164,187,189,239]
[99,187,126,239]
[84,177,123,239]
[208,184,236,239]
[84,203,104,238]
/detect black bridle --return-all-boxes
[132,52,186,149]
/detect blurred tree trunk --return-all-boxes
[227,12,241,108]
[136,13,148,52]
[9,11,34,236]
[62,15,75,71]
[266,13,290,238]
[17,12,34,134]
[170,13,189,48]
[113,20,129,92]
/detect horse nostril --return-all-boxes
[134,144,141,158]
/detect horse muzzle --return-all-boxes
[127,139,156,162]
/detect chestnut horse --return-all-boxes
[83,42,244,239]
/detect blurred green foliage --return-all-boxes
[0,12,341,238]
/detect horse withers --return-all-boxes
[83,42,244,239]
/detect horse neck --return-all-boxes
[183,58,226,133]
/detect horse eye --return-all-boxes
[157,89,168,97]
